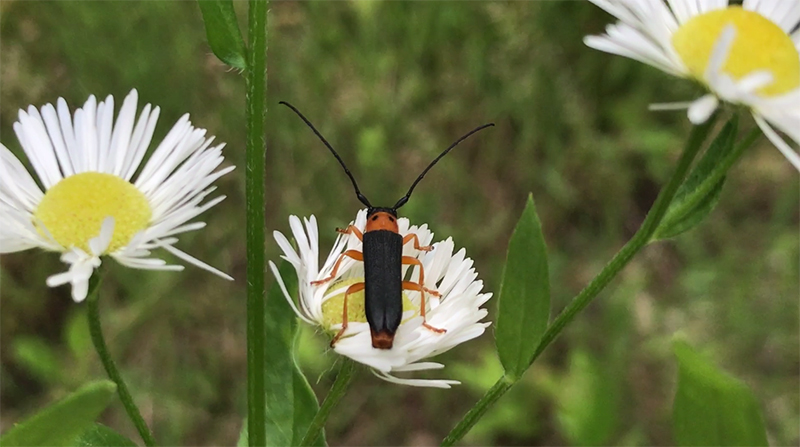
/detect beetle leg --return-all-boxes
[401,256,441,297]
[401,255,446,334]
[402,281,446,334]
[311,250,363,286]
[330,282,366,347]
[402,233,433,251]
[335,224,364,241]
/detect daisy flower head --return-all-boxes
[584,0,800,170]
[1,89,234,302]
[269,209,492,388]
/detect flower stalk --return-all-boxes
[245,0,269,446]
[442,116,722,446]
[86,274,156,446]
[300,359,357,447]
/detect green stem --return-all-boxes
[86,275,156,446]
[442,116,720,447]
[529,115,718,364]
[245,0,269,446]
[300,360,357,447]
[659,127,760,231]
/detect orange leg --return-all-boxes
[402,233,432,251]
[401,256,440,297]
[330,282,366,347]
[336,224,364,241]
[401,255,445,334]
[402,281,446,334]
[311,250,363,286]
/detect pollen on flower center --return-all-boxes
[321,278,417,331]
[672,6,800,97]
[33,172,152,253]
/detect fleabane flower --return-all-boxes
[269,210,491,388]
[1,89,234,302]
[585,0,800,170]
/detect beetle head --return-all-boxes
[365,208,399,233]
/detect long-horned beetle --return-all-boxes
[280,101,493,349]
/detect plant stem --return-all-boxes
[441,116,719,446]
[246,0,269,446]
[529,115,717,364]
[86,274,156,446]
[300,360,357,446]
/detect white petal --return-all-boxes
[108,90,139,176]
[158,242,233,280]
[649,101,697,111]
[744,0,800,34]
[687,94,719,124]
[89,217,115,256]
[268,261,316,325]
[392,362,445,372]
[374,370,459,389]
[753,114,800,172]
[704,25,736,83]
[71,278,91,302]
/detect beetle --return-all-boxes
[280,101,493,349]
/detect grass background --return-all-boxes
[1,1,798,445]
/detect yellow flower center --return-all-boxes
[672,6,800,97]
[321,277,417,331]
[33,172,152,253]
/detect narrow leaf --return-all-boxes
[264,261,323,446]
[654,117,738,240]
[73,424,137,447]
[11,336,60,384]
[237,419,248,447]
[656,179,724,239]
[291,331,325,447]
[64,309,92,359]
[555,349,619,446]
[495,194,550,379]
[672,340,768,447]
[197,0,247,70]
[0,380,117,447]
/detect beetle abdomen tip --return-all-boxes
[370,330,395,349]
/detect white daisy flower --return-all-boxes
[269,210,492,389]
[584,0,800,170]
[1,89,234,302]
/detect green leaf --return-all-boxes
[291,333,324,447]
[555,349,619,446]
[656,179,724,239]
[197,0,247,70]
[237,419,248,447]
[672,340,768,447]
[73,423,137,446]
[11,336,60,384]
[654,117,738,240]
[263,261,323,446]
[65,308,92,359]
[0,380,117,447]
[495,194,550,379]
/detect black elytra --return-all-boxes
[362,229,403,342]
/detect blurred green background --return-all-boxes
[1,1,797,445]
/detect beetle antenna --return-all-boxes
[393,123,494,210]
[279,101,372,208]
